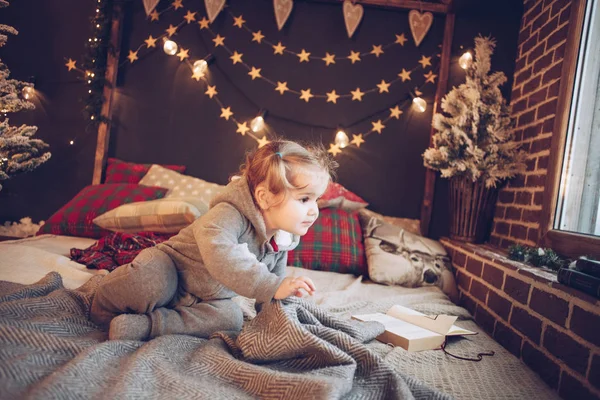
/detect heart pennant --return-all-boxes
[205,0,226,23]
[408,9,433,47]
[343,0,364,38]
[143,0,160,16]
[274,0,293,31]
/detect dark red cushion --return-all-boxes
[37,184,167,238]
[288,208,367,275]
[104,158,186,184]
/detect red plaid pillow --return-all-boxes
[317,182,368,211]
[288,208,367,275]
[37,184,167,238]
[104,158,186,184]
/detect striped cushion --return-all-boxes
[104,158,186,184]
[93,197,208,234]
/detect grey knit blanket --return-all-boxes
[0,272,451,400]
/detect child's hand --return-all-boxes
[274,276,316,299]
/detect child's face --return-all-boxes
[262,168,329,236]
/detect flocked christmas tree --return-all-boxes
[0,0,51,191]
[423,35,526,188]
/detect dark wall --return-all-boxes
[0,0,522,234]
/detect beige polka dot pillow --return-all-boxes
[139,164,226,207]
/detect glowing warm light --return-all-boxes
[250,116,265,133]
[412,97,427,113]
[163,39,178,55]
[192,59,208,76]
[459,51,472,69]
[69,140,74,145]
[22,86,35,100]
[335,130,349,148]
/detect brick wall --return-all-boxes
[442,238,600,400]
[490,0,572,249]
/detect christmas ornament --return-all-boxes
[343,0,364,39]
[408,10,433,47]
[274,0,293,31]
[143,0,160,16]
[205,0,226,23]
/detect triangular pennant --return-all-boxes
[205,0,226,23]
[143,0,160,16]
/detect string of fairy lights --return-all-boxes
[62,0,476,155]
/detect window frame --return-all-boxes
[540,0,600,259]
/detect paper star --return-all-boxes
[326,90,340,104]
[275,81,289,95]
[220,107,233,120]
[322,52,336,66]
[424,70,438,83]
[205,85,218,98]
[389,106,403,119]
[351,134,365,147]
[328,143,342,156]
[230,51,243,64]
[299,89,314,102]
[347,51,361,64]
[398,68,412,82]
[166,24,178,37]
[176,48,189,61]
[236,122,250,135]
[377,80,390,93]
[172,0,183,10]
[127,50,138,63]
[257,136,270,148]
[418,55,432,68]
[370,45,384,57]
[248,67,262,80]
[149,9,160,21]
[233,15,245,28]
[273,42,286,55]
[198,17,210,29]
[252,31,265,43]
[297,49,311,62]
[212,34,225,47]
[144,35,157,48]
[192,70,204,81]
[350,87,364,101]
[371,120,385,134]
[395,33,407,46]
[184,10,197,23]
[65,58,77,71]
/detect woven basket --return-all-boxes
[449,176,498,243]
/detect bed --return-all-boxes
[0,232,559,399]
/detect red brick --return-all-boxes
[494,205,507,219]
[537,98,558,119]
[542,116,555,133]
[542,62,563,85]
[511,224,529,240]
[559,371,600,400]
[521,33,539,56]
[466,257,484,277]
[527,42,546,65]
[527,227,539,243]
[559,4,571,24]
[522,209,541,223]
[506,206,522,221]
[547,23,569,49]
[553,42,566,64]
[452,251,467,269]
[570,306,600,347]
[590,354,600,390]
[456,270,472,292]
[537,155,549,169]
[544,325,590,375]
[524,1,543,26]
[523,123,543,139]
[471,279,489,303]
[532,9,550,32]
[531,137,552,153]
[516,67,533,86]
[533,53,554,75]
[530,288,569,326]
[510,306,542,343]
[524,75,542,94]
[512,87,523,101]
[487,290,512,320]
[489,235,501,247]
[526,158,537,172]
[512,98,528,113]
[551,0,570,17]
[494,221,510,236]
[526,174,546,187]
[534,191,544,206]
[475,305,496,335]
[540,15,559,39]
[494,320,522,357]
[483,264,504,289]
[522,341,560,389]
[515,56,527,72]
[460,292,477,316]
[497,189,514,205]
[500,238,517,249]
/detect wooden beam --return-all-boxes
[92,3,124,185]
[420,11,455,236]
[308,0,452,14]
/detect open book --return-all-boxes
[352,305,476,352]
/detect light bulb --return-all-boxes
[412,97,427,113]
[22,86,35,100]
[335,130,349,148]
[163,39,178,55]
[459,51,472,69]
[192,59,208,77]
[250,116,265,133]
[69,140,74,145]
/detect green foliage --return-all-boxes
[507,244,569,271]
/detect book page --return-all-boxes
[352,313,441,340]
[386,305,476,336]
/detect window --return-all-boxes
[541,0,600,258]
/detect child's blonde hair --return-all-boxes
[239,139,338,197]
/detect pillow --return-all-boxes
[358,212,454,290]
[359,209,421,236]
[317,182,368,211]
[139,164,226,206]
[37,184,167,238]
[104,158,186,184]
[288,208,367,276]
[93,196,209,234]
